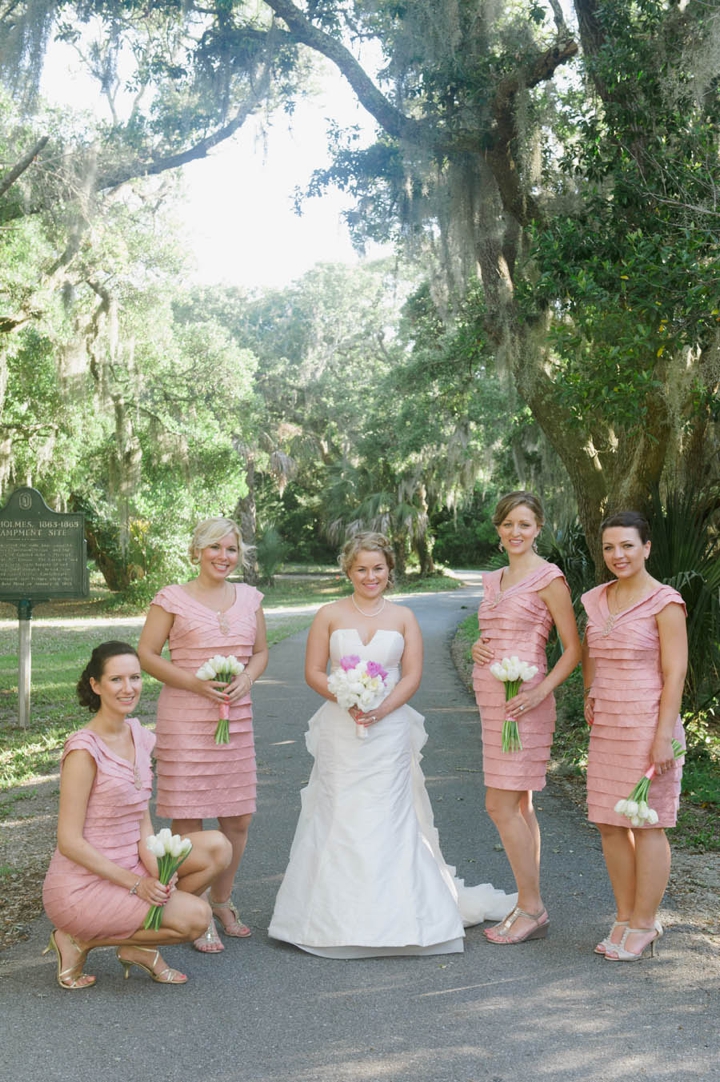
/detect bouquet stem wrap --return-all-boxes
[196,655,245,744]
[143,829,193,931]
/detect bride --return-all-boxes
[268,532,516,958]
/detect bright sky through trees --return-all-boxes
[41,40,386,290]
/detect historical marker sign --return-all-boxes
[0,487,88,602]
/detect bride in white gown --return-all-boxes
[268,533,516,958]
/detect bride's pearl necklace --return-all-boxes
[351,593,386,617]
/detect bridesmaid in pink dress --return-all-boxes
[42,642,230,989]
[138,517,269,953]
[472,492,581,944]
[582,510,687,962]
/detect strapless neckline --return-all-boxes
[330,627,404,649]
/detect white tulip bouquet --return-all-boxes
[489,655,539,753]
[196,654,245,744]
[143,829,193,931]
[327,654,389,739]
[614,738,684,827]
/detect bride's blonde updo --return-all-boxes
[339,532,395,587]
[189,517,242,564]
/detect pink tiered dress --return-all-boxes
[152,582,263,819]
[582,583,686,828]
[42,717,153,939]
[472,563,568,791]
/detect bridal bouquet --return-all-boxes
[143,829,193,931]
[614,739,685,826]
[327,654,389,740]
[489,655,539,753]
[196,654,245,744]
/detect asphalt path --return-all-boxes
[1,579,719,1082]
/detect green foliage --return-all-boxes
[256,525,290,585]
[646,488,720,712]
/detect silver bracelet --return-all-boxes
[129,878,141,895]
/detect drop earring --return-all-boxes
[498,541,504,553]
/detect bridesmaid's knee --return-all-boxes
[181,894,212,939]
[206,829,233,871]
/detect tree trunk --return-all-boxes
[235,456,260,587]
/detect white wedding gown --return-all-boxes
[268,629,517,958]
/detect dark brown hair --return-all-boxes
[77,642,140,712]
[600,510,650,544]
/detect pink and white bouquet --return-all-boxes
[196,654,245,744]
[489,655,539,753]
[614,739,684,826]
[327,654,389,739]
[143,829,193,930]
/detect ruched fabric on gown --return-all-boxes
[152,583,263,819]
[472,563,567,791]
[42,718,153,940]
[268,629,516,958]
[582,583,686,828]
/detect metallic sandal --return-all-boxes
[484,906,549,945]
[594,919,629,955]
[210,898,252,938]
[43,930,96,990]
[193,917,225,953]
[117,946,187,983]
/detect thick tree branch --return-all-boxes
[0,136,49,197]
[263,0,418,142]
[487,38,578,226]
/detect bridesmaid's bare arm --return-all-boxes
[225,606,270,703]
[581,631,597,725]
[504,578,581,718]
[652,602,688,772]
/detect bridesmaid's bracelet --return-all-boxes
[129,878,141,895]
[583,687,593,698]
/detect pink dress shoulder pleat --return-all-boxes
[42,717,154,939]
[472,562,568,791]
[582,582,686,827]
[152,582,263,819]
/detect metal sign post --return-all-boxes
[0,487,88,727]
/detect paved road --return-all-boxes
[1,580,718,1082]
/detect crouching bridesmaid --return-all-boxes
[42,641,231,988]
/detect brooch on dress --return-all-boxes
[217,611,230,635]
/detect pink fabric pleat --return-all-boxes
[472,563,568,791]
[582,583,686,828]
[42,717,154,940]
[152,582,263,819]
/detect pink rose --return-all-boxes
[366,660,388,680]
[340,654,361,671]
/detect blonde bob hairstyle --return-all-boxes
[492,491,545,530]
[339,531,395,587]
[189,517,243,565]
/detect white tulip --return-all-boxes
[630,816,643,827]
[169,834,185,858]
[614,799,628,815]
[196,662,216,680]
[146,835,165,858]
[646,808,659,825]
[625,801,639,817]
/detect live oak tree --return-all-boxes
[3,0,719,572]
